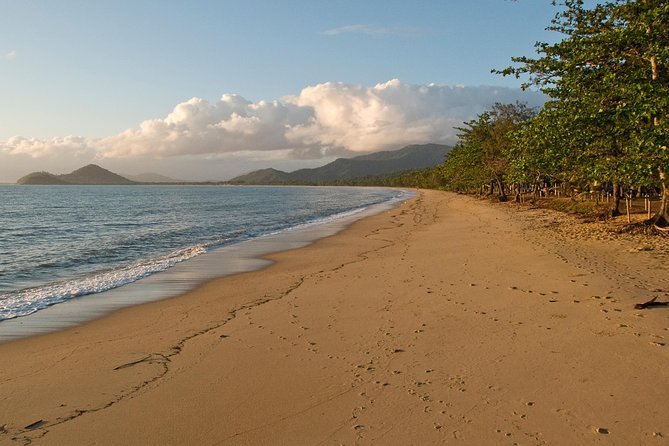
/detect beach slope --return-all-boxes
[1,190,668,445]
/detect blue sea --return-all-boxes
[0,185,407,324]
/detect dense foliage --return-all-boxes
[327,168,446,189]
[441,102,536,200]
[440,0,669,224]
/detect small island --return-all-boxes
[17,164,136,185]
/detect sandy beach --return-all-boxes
[1,189,668,445]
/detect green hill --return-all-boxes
[59,164,136,185]
[17,172,70,185]
[228,168,293,184]
[230,143,451,185]
[17,164,136,185]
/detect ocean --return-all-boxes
[0,185,408,328]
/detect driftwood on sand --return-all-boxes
[634,296,669,310]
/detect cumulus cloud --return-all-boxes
[322,24,422,37]
[1,79,545,165]
[97,95,313,158]
[284,79,543,152]
[2,135,95,159]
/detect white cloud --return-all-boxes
[284,79,539,152]
[4,50,17,60]
[1,79,545,169]
[322,24,421,37]
[96,95,313,158]
[2,135,95,158]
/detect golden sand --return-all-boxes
[1,190,668,445]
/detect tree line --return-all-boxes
[440,0,668,227]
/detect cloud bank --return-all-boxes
[1,79,544,177]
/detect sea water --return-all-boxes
[0,185,408,325]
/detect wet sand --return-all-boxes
[0,197,401,343]
[0,190,668,445]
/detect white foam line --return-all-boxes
[0,189,415,340]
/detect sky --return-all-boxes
[0,0,569,182]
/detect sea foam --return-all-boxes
[0,245,205,320]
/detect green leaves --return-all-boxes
[441,102,535,195]
[484,0,669,217]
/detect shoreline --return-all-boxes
[0,191,409,343]
[1,190,668,445]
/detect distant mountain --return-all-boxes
[16,172,70,185]
[123,172,184,183]
[18,164,136,185]
[60,165,136,185]
[16,143,451,186]
[230,144,451,185]
[229,168,293,184]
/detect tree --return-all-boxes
[442,102,535,199]
[615,0,669,224]
[440,141,486,193]
[498,0,669,225]
[508,103,583,196]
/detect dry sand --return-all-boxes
[1,190,668,445]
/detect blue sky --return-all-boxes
[1,0,569,181]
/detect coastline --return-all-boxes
[0,190,407,343]
[1,190,668,445]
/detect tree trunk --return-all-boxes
[513,184,521,203]
[487,181,495,196]
[653,168,669,226]
[611,182,622,217]
[496,177,508,201]
[645,17,668,226]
